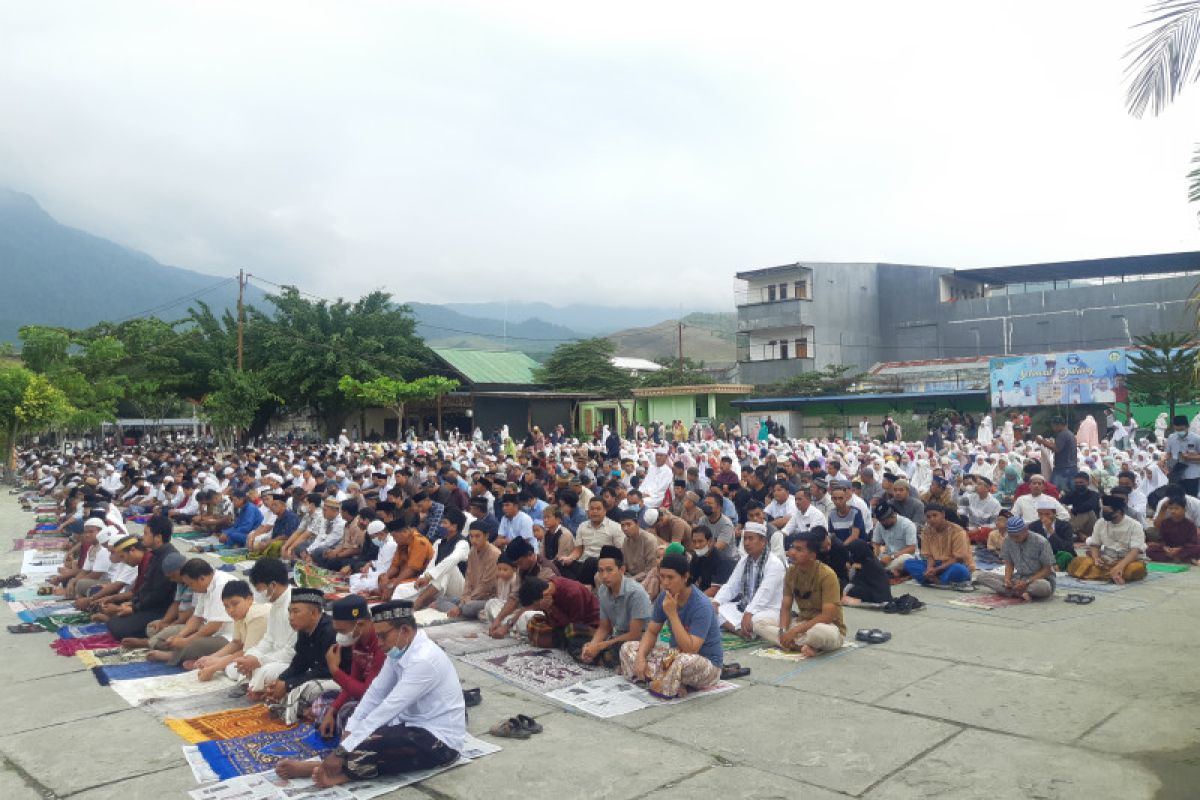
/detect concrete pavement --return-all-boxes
[0,494,1196,799]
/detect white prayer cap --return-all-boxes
[1035,497,1057,511]
[104,464,114,472]
[83,517,106,529]
[654,447,668,456]
[266,473,283,483]
[743,521,769,538]
[366,520,386,535]
[97,527,120,545]
[335,470,346,478]
[224,467,234,475]
[643,508,659,527]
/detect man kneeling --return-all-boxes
[619,552,723,699]
[277,600,464,788]
[973,516,1055,602]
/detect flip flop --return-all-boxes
[515,714,543,734]
[488,718,531,739]
[866,630,892,644]
[1064,593,1095,605]
[462,687,482,707]
[721,665,751,680]
[855,628,874,642]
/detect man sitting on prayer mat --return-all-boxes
[146,558,235,665]
[445,522,499,620]
[192,579,270,680]
[276,600,463,788]
[395,506,469,609]
[104,515,179,640]
[903,504,975,587]
[487,537,559,639]
[753,531,846,658]
[712,521,785,639]
[514,574,600,646]
[973,516,1056,602]
[1068,494,1148,585]
[231,558,297,693]
[620,551,723,699]
[275,595,385,766]
[375,523,434,602]
[579,545,651,668]
[254,587,345,724]
[347,519,399,595]
[220,490,264,548]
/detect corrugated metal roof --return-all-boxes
[432,348,542,386]
[953,251,1200,285]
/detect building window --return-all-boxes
[795,337,808,358]
[766,284,776,303]
[780,340,789,360]
[767,340,777,360]
[778,282,788,300]
[794,279,808,299]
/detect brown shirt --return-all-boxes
[654,513,692,544]
[462,543,500,603]
[622,528,662,581]
[921,523,975,571]
[389,533,434,579]
[783,561,845,635]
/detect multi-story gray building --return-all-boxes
[734,251,1200,385]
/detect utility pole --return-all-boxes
[237,269,245,371]
[677,321,684,371]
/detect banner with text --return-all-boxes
[989,349,1127,408]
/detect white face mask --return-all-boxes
[335,632,356,647]
[693,546,710,557]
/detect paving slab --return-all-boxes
[0,709,183,796]
[769,645,950,704]
[641,765,845,800]
[1078,692,1200,754]
[66,765,198,800]
[874,662,1109,743]
[0,764,44,800]
[638,684,960,796]
[862,728,1161,800]
[418,709,713,800]
[2,670,131,734]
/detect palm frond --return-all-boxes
[1125,0,1200,117]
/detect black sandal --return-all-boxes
[462,687,482,707]
[721,664,751,679]
[7,623,45,634]
[515,714,543,734]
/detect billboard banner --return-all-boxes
[989,349,1127,408]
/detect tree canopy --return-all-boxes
[535,338,634,397]
[761,364,861,397]
[1126,332,1200,417]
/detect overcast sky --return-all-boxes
[2,1,1198,311]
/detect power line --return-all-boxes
[113,276,238,324]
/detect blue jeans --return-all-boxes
[904,559,970,585]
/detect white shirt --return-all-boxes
[764,497,797,523]
[369,536,397,574]
[310,515,346,550]
[1155,494,1200,527]
[194,571,236,639]
[108,560,138,586]
[83,544,112,574]
[423,537,470,584]
[714,552,785,618]
[782,505,827,537]
[640,463,674,508]
[342,629,465,752]
[100,473,123,494]
[243,587,297,666]
[1011,493,1069,523]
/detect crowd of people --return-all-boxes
[11,406,1197,784]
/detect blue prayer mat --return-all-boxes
[92,661,184,685]
[197,725,333,780]
[17,604,75,622]
[58,623,109,639]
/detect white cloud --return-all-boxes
[0,1,1197,310]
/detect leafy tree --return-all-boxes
[0,366,33,467]
[18,326,124,431]
[639,357,713,388]
[202,369,279,447]
[1127,332,1200,417]
[536,338,635,396]
[16,373,74,432]
[762,364,861,397]
[253,288,432,436]
[339,375,461,438]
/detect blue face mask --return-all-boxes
[387,644,407,661]
[628,504,641,512]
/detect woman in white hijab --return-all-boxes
[1001,418,1015,451]
[1156,413,1170,445]
[969,453,995,484]
[977,414,993,447]
[910,457,933,495]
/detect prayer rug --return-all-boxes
[166,704,295,744]
[17,603,76,621]
[93,661,185,685]
[76,647,151,668]
[658,629,760,652]
[1053,573,1161,594]
[973,547,1004,567]
[946,593,1031,610]
[139,688,252,722]
[196,724,333,781]
[460,643,613,693]
[750,642,859,662]
[1146,563,1190,573]
[111,671,234,706]
[57,622,109,637]
[3,586,53,603]
[50,634,122,655]
[40,615,94,632]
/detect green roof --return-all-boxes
[431,348,541,386]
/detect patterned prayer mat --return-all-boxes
[197,724,333,781]
[93,661,185,685]
[111,671,233,706]
[750,642,859,662]
[57,622,109,638]
[16,603,76,621]
[166,703,295,744]
[460,643,613,693]
[76,647,151,668]
[946,593,1031,610]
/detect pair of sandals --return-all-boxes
[855,628,892,645]
[0,575,26,589]
[1063,593,1095,605]
[489,714,543,739]
[882,594,925,614]
[7,623,45,634]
